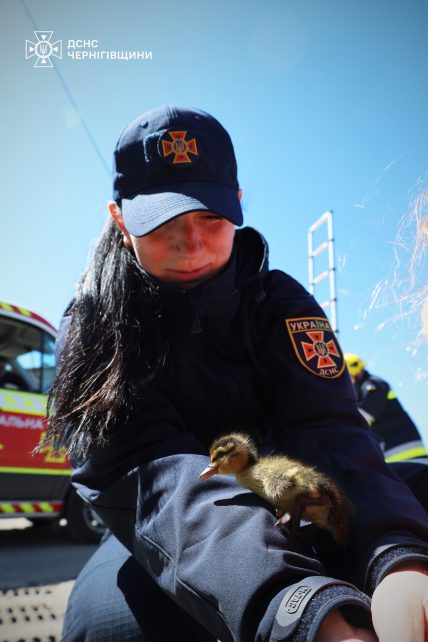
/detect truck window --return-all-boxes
[0,316,56,394]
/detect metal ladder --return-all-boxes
[307,210,338,333]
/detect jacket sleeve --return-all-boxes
[57,311,371,642]
[71,386,376,642]
[256,271,428,590]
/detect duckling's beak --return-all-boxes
[199,464,218,480]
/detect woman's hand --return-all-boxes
[314,562,428,642]
[371,563,428,642]
[315,608,378,642]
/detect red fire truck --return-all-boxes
[0,300,104,542]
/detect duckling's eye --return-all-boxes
[211,447,234,463]
[211,452,224,463]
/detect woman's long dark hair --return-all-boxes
[44,217,167,458]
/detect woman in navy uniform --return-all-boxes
[47,106,428,642]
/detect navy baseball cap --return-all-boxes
[112,105,243,236]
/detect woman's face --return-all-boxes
[112,207,236,289]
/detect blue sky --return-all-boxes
[1,0,427,436]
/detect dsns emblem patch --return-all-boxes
[159,130,199,165]
[285,317,345,379]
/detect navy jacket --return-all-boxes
[60,228,428,642]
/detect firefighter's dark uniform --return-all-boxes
[60,228,428,642]
[354,370,427,462]
[355,370,428,512]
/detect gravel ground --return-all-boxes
[0,518,95,642]
[0,581,73,642]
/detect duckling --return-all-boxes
[199,432,350,545]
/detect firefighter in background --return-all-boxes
[345,353,428,511]
[344,353,427,462]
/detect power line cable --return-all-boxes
[20,0,110,176]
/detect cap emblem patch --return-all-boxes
[285,317,345,379]
[160,130,198,165]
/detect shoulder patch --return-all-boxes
[285,317,345,379]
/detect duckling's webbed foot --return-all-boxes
[274,492,330,535]
[274,509,292,527]
[293,487,350,545]
[274,508,304,535]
